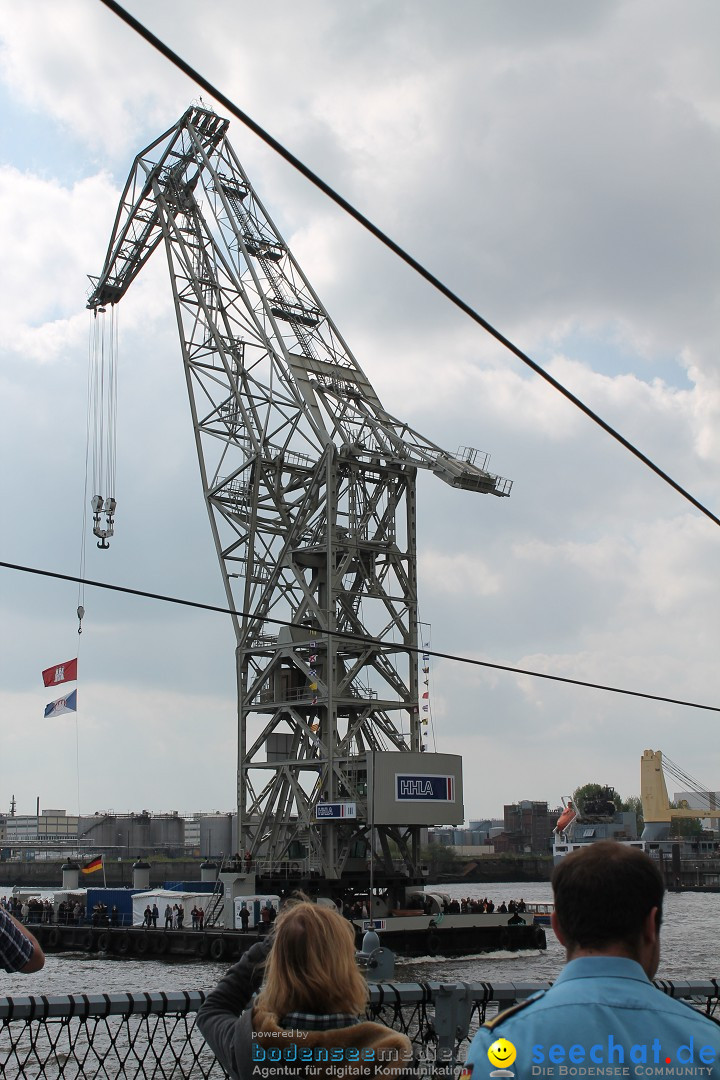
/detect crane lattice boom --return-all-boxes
[89,106,511,890]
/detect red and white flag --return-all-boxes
[42,658,78,687]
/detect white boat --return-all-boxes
[522,901,555,926]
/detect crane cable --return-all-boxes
[78,319,93,631]
[73,309,119,815]
[87,306,119,552]
[78,308,120,627]
[662,754,715,811]
[2,557,719,716]
[98,0,720,532]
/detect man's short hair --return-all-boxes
[552,842,664,951]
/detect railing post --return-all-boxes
[432,983,475,1076]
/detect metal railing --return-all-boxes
[1,979,719,1079]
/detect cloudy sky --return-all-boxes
[1,0,719,824]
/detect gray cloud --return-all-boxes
[1,0,718,817]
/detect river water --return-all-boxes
[2,881,718,998]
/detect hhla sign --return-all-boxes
[315,802,357,820]
[395,774,455,802]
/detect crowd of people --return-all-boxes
[155,902,207,929]
[339,898,372,920]
[90,902,120,926]
[0,894,214,930]
[143,901,213,929]
[2,888,529,932]
[0,894,85,925]
[394,892,527,915]
[444,895,527,914]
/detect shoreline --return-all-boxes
[0,854,553,890]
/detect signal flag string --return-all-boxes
[98,0,720,533]
[418,618,434,753]
[2,557,719,716]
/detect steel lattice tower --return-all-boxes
[88,106,511,891]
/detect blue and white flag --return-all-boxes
[44,689,77,718]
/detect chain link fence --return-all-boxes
[1,979,719,1079]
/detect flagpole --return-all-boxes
[102,854,106,889]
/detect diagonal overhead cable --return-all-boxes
[98,0,720,530]
[2,558,719,714]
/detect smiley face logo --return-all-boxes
[487,1039,517,1070]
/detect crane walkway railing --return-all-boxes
[1,979,719,1079]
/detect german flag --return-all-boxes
[81,855,103,874]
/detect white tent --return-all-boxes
[131,889,212,926]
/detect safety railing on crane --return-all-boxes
[251,856,324,878]
[2,980,720,1079]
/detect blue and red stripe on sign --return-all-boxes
[395,774,455,801]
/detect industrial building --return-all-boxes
[0,806,236,860]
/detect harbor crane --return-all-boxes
[88,106,511,900]
[641,749,720,839]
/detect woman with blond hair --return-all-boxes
[197,899,413,1079]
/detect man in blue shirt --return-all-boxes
[0,907,45,973]
[464,841,720,1079]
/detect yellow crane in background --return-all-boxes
[641,749,718,841]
